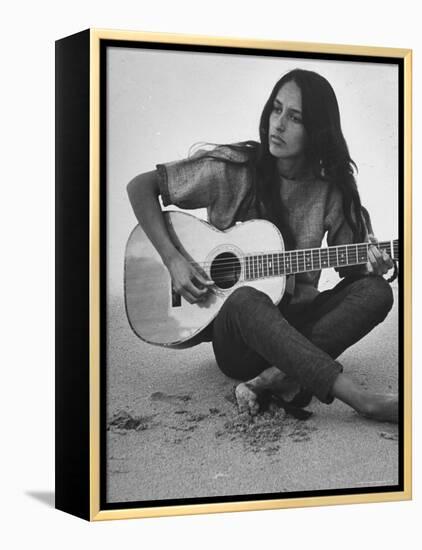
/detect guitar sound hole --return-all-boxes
[210,252,241,289]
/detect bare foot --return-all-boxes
[235,383,260,416]
[331,374,398,424]
[359,393,399,423]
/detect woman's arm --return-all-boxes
[127,171,177,266]
[127,171,214,304]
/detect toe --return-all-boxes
[249,399,260,416]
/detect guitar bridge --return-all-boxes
[171,285,182,307]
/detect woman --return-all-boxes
[127,69,397,423]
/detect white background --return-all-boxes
[1,0,419,548]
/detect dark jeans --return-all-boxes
[212,276,394,404]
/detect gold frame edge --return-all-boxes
[403,49,412,501]
[91,491,411,522]
[91,27,411,58]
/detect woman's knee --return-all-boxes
[223,285,271,313]
[216,286,274,329]
[359,275,394,319]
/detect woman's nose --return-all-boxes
[276,114,286,132]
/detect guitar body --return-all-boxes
[124,211,286,348]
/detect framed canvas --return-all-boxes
[55,28,412,521]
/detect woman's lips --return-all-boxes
[270,134,285,145]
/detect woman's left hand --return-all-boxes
[366,235,394,276]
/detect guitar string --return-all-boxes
[167,242,398,284]
[187,256,396,274]
[177,240,397,267]
[183,241,398,271]
[192,262,373,279]
[201,261,388,284]
[187,258,399,280]
[190,255,397,283]
[191,258,369,271]
[198,240,396,261]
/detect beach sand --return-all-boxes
[106,287,399,504]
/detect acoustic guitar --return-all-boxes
[124,211,398,348]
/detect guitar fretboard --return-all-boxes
[244,240,398,281]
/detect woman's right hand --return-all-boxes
[165,251,215,304]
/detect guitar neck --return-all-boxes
[244,240,399,280]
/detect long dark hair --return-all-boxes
[256,69,366,245]
[191,69,366,246]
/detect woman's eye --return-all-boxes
[289,113,302,123]
[273,106,282,114]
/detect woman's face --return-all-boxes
[268,80,307,160]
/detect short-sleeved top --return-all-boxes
[156,144,369,307]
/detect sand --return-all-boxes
[106,288,399,504]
